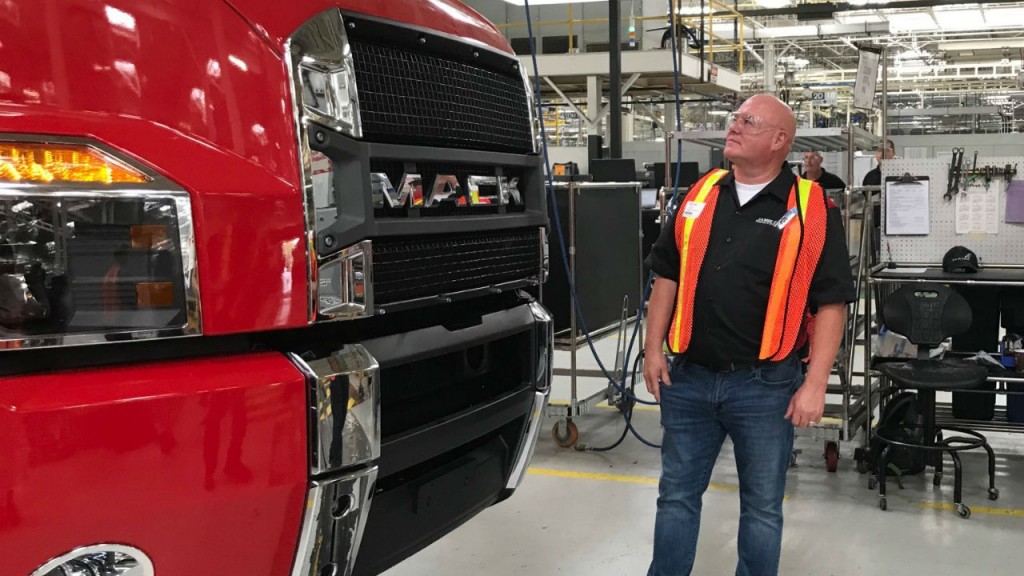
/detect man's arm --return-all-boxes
[643,276,678,403]
[786,303,844,427]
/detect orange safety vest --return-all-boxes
[667,169,828,361]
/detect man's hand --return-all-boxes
[785,377,827,428]
[643,350,672,404]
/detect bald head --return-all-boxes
[745,94,796,145]
[723,94,797,180]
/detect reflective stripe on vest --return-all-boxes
[667,172,828,361]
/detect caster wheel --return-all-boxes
[879,497,888,511]
[868,477,877,491]
[856,458,869,475]
[552,420,579,448]
[956,504,971,519]
[825,442,840,473]
[989,488,1000,501]
[933,473,943,487]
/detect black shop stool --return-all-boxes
[870,283,998,518]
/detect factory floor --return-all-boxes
[384,332,1024,576]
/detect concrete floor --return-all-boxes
[384,331,1024,575]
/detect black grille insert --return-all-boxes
[350,40,533,154]
[379,331,530,438]
[373,229,541,305]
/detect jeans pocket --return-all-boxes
[751,357,800,387]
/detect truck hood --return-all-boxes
[224,0,512,56]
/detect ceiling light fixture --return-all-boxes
[753,0,791,8]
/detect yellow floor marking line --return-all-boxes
[918,501,1024,518]
[547,401,661,413]
[527,467,738,493]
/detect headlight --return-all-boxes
[0,135,200,348]
[30,544,154,576]
[287,10,362,139]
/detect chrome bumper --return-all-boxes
[288,346,381,576]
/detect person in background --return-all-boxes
[801,151,846,190]
[862,139,895,186]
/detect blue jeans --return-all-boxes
[648,355,802,576]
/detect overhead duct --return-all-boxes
[744,21,890,39]
[937,39,1024,51]
[888,106,1001,117]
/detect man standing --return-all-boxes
[644,94,856,576]
[862,139,895,186]
[801,150,846,190]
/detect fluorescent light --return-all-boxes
[887,12,936,32]
[754,0,791,8]
[503,0,606,5]
[984,7,1024,27]
[933,8,985,31]
[836,12,883,23]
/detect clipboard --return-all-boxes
[884,173,930,236]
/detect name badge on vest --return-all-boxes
[682,201,705,219]
[775,207,798,229]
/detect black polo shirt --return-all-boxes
[646,166,857,367]
[801,169,846,191]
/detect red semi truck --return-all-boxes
[0,1,552,575]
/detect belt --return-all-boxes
[686,357,766,373]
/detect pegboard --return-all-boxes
[881,157,1024,266]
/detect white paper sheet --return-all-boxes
[885,180,930,235]
[955,181,1001,235]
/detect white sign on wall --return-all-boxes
[854,48,880,110]
[810,91,837,106]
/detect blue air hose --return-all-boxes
[522,0,690,450]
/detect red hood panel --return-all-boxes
[224,0,511,55]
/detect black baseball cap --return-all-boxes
[943,246,980,273]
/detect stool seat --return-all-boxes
[878,359,988,390]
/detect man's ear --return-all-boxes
[772,131,787,151]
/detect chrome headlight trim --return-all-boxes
[285,9,362,323]
[30,543,155,576]
[289,345,381,475]
[287,10,362,139]
[0,134,201,349]
[317,240,373,319]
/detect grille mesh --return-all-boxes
[350,40,533,154]
[373,229,541,305]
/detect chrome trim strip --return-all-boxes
[289,346,381,475]
[507,302,552,489]
[519,63,541,154]
[539,226,549,283]
[374,278,540,312]
[506,390,549,490]
[0,135,202,349]
[318,240,373,319]
[30,543,155,576]
[290,466,378,576]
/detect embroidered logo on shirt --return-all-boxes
[754,208,799,230]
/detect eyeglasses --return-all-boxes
[726,112,781,134]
